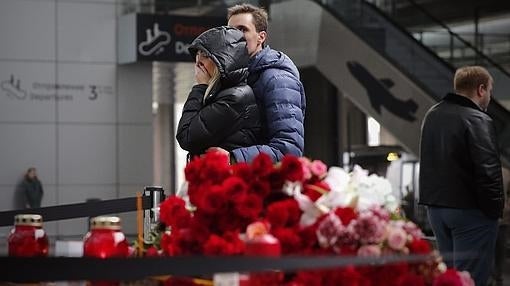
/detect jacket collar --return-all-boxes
[443,93,483,112]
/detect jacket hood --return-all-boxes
[188,26,249,89]
[248,46,300,79]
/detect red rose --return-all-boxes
[223,176,249,203]
[144,246,160,257]
[337,245,358,256]
[200,185,228,215]
[334,207,357,225]
[280,155,304,182]
[271,227,302,254]
[200,151,231,184]
[366,263,409,286]
[204,149,230,164]
[250,179,271,198]
[285,199,302,226]
[396,272,426,286]
[216,213,247,233]
[160,232,178,256]
[235,193,263,220]
[266,201,290,228]
[203,231,245,255]
[299,224,319,251]
[232,162,254,182]
[303,182,330,202]
[164,277,199,286]
[175,228,204,255]
[159,196,191,229]
[160,228,203,256]
[252,153,274,178]
[249,271,284,286]
[222,231,245,255]
[265,168,285,191]
[188,182,211,208]
[291,271,323,286]
[184,156,204,182]
[203,234,230,255]
[323,266,362,286]
[266,199,301,228]
[191,212,214,233]
[433,269,463,286]
[408,238,431,254]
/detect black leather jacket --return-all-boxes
[176,27,262,157]
[419,93,504,219]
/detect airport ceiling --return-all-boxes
[153,0,510,29]
[391,0,510,29]
[151,0,510,35]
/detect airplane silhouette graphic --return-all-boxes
[347,61,418,122]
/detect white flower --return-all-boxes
[316,165,399,212]
[324,166,350,193]
[357,174,393,210]
[282,181,302,196]
[293,191,325,227]
[317,167,353,208]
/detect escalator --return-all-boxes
[269,0,510,167]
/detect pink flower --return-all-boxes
[246,221,270,239]
[298,157,312,180]
[335,223,358,248]
[368,205,390,222]
[458,271,475,286]
[387,226,408,251]
[310,160,327,177]
[353,212,387,244]
[403,221,424,240]
[357,244,381,257]
[316,213,344,248]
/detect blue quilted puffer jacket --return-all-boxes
[231,46,306,163]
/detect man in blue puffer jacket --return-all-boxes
[208,3,305,163]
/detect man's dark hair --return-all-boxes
[227,4,268,33]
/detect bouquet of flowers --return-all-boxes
[146,151,473,286]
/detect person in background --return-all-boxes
[21,167,44,208]
[206,3,305,163]
[419,66,504,286]
[176,26,262,160]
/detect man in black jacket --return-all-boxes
[419,66,504,286]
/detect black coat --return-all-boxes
[419,93,504,219]
[21,177,43,208]
[176,26,262,157]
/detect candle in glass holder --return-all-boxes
[8,214,49,257]
[83,216,129,286]
[83,216,129,258]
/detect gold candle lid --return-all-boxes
[14,214,43,227]
[90,216,122,230]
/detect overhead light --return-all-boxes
[386,152,400,161]
[152,101,159,115]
